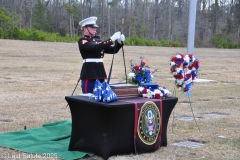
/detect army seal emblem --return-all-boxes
[137,101,161,145]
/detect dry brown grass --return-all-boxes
[0,39,240,160]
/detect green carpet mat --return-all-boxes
[0,120,94,160]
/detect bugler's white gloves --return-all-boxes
[117,34,125,44]
[110,31,121,41]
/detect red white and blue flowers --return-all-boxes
[127,56,158,84]
[138,86,171,99]
[170,52,199,92]
[127,56,171,99]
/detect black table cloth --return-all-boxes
[65,96,178,160]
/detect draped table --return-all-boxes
[65,95,178,160]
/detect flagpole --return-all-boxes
[187,0,197,55]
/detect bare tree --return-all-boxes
[167,0,172,43]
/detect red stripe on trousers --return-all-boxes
[84,79,88,93]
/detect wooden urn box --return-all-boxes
[109,83,139,99]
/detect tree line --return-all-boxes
[0,0,239,48]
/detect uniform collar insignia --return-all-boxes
[84,35,93,39]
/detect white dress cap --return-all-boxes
[79,16,99,28]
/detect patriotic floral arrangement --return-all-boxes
[170,52,199,92]
[127,56,171,99]
[127,56,158,84]
[138,85,171,99]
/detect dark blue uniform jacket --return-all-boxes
[78,35,123,80]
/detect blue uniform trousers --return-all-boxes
[81,79,104,93]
